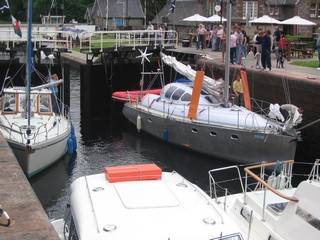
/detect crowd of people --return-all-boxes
[193,24,291,71]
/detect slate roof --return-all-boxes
[91,0,145,19]
[152,0,204,26]
[266,0,298,6]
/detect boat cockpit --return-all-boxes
[160,83,220,105]
[1,89,53,115]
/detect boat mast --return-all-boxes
[26,0,33,136]
[223,0,232,106]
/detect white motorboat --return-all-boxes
[0,0,74,177]
[208,159,320,240]
[52,163,245,240]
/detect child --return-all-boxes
[232,74,243,106]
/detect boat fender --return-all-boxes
[267,172,278,189]
[240,206,252,223]
[137,115,141,133]
[162,129,169,142]
[0,205,11,227]
[67,125,77,155]
[276,171,287,190]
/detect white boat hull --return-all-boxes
[7,129,70,177]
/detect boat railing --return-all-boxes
[308,159,320,182]
[208,160,319,221]
[2,114,67,143]
[139,99,280,134]
[251,98,287,127]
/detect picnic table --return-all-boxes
[289,42,314,59]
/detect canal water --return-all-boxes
[30,68,315,220]
[30,69,233,220]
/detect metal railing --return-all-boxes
[0,105,70,144]
[131,97,283,134]
[208,160,319,221]
[0,29,74,51]
[79,30,178,52]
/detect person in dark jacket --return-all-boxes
[261,30,272,71]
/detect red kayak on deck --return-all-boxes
[112,89,161,102]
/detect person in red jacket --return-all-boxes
[278,33,288,68]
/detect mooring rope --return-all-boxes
[297,118,320,131]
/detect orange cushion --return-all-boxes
[105,164,162,183]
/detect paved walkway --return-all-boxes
[171,46,320,80]
[0,133,59,240]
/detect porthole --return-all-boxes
[231,134,239,140]
[210,131,217,137]
[191,128,198,134]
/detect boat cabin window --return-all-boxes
[181,93,191,102]
[18,94,37,113]
[2,93,53,115]
[2,93,17,113]
[296,206,320,231]
[39,94,52,113]
[165,86,177,99]
[171,89,185,101]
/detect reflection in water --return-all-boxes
[30,68,314,220]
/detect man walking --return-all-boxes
[261,30,272,71]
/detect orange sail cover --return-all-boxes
[240,68,252,111]
[105,164,162,183]
[188,71,205,120]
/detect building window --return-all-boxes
[242,1,258,20]
[269,6,279,16]
[310,3,316,18]
[310,3,320,18]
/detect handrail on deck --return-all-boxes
[244,160,298,202]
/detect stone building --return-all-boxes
[154,0,319,36]
[90,0,145,30]
[207,0,320,35]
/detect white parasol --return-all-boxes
[249,15,281,24]
[281,16,316,26]
[206,14,227,22]
[183,14,209,22]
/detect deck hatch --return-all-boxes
[114,181,180,209]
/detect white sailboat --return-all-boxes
[0,0,72,177]
[117,1,303,164]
